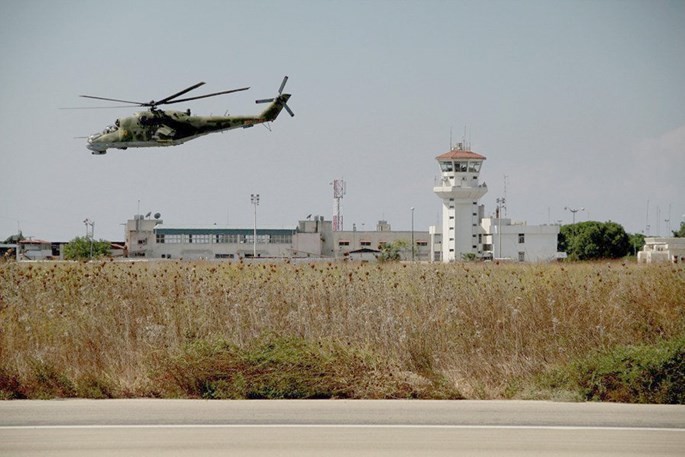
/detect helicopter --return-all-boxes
[80,76,293,154]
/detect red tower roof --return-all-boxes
[436,149,486,161]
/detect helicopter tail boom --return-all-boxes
[258,93,292,122]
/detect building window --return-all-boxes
[518,252,525,262]
[339,240,350,247]
[246,234,271,244]
[156,234,165,244]
[468,161,482,173]
[192,234,211,244]
[271,234,293,244]
[518,233,525,243]
[417,241,428,247]
[361,241,371,246]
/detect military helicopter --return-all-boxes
[80,76,293,154]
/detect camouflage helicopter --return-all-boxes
[80,76,293,155]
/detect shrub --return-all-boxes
[149,335,461,399]
[540,336,685,404]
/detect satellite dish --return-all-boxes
[145,211,152,218]
[154,213,161,219]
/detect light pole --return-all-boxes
[496,197,505,259]
[410,207,415,262]
[565,206,584,224]
[83,218,94,259]
[250,194,259,258]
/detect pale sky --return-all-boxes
[1,0,684,242]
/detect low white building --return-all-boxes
[18,239,54,260]
[638,237,685,263]
[480,217,560,262]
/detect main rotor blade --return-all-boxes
[60,105,139,110]
[154,82,206,105]
[255,97,275,104]
[163,87,250,105]
[284,103,295,117]
[79,95,145,105]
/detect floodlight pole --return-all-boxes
[496,198,505,259]
[564,206,584,224]
[411,207,415,262]
[251,194,260,258]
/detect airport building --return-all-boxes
[429,144,559,262]
[638,237,685,263]
[124,144,558,262]
[126,214,431,261]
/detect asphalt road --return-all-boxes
[1,400,684,456]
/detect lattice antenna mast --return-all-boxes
[503,175,509,217]
[332,179,346,231]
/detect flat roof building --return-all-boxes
[125,214,431,261]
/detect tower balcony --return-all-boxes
[433,178,488,200]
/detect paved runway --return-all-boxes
[2,400,684,456]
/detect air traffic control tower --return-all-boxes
[433,145,488,262]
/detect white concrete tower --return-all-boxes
[433,146,488,262]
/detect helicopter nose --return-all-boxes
[87,135,106,154]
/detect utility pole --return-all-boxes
[250,194,260,258]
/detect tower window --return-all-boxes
[468,162,482,173]
[518,233,525,243]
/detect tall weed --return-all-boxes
[1,260,683,399]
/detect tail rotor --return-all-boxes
[256,76,294,117]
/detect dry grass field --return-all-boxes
[1,260,683,400]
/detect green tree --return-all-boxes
[558,221,630,260]
[673,222,685,238]
[3,231,24,244]
[628,232,645,256]
[378,240,409,262]
[63,236,111,260]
